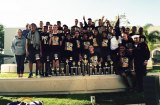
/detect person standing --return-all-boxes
[40,26,50,76]
[11,29,26,78]
[26,23,41,78]
[22,23,31,38]
[71,19,80,35]
[132,35,150,92]
[49,24,62,75]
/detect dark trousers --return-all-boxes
[15,55,25,74]
[110,49,118,74]
[135,64,146,92]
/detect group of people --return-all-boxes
[11,16,150,92]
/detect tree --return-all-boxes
[0,24,4,50]
[143,24,160,50]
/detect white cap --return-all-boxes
[131,35,140,39]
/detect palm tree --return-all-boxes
[143,24,160,50]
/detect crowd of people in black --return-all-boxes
[11,16,150,92]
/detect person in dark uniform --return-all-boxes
[117,44,136,90]
[37,21,43,32]
[72,31,82,62]
[121,33,135,77]
[57,21,63,35]
[49,24,62,74]
[71,19,80,35]
[83,16,95,33]
[138,27,146,43]
[100,31,110,65]
[81,33,93,56]
[129,26,137,37]
[90,29,101,55]
[48,25,53,37]
[40,26,51,76]
[62,33,74,61]
[87,45,102,74]
[132,35,150,92]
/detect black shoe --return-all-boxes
[28,72,33,78]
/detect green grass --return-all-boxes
[148,65,160,73]
[0,73,28,78]
[0,92,144,105]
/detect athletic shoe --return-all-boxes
[28,72,33,78]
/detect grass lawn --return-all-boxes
[0,92,144,105]
[148,65,160,73]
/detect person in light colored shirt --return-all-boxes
[11,29,26,78]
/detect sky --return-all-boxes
[0,0,160,28]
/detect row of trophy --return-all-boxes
[51,55,114,76]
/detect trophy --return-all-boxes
[83,54,88,75]
[110,60,114,74]
[60,62,65,76]
[69,57,73,75]
[69,57,73,61]
[47,56,50,62]
[51,67,55,76]
[77,61,81,75]
[54,54,58,60]
[93,63,97,75]
[56,67,60,76]
[89,63,93,76]
[71,61,77,75]
[103,62,108,74]
[65,59,69,76]
[81,62,85,76]
[98,63,102,75]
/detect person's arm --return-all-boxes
[60,40,62,46]
[40,40,42,57]
[83,16,88,27]
[25,39,29,56]
[101,16,105,26]
[59,36,62,46]
[11,38,15,54]
[101,16,104,22]
[49,37,52,45]
[144,43,150,65]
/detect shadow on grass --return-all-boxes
[1,91,144,105]
[0,97,13,105]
